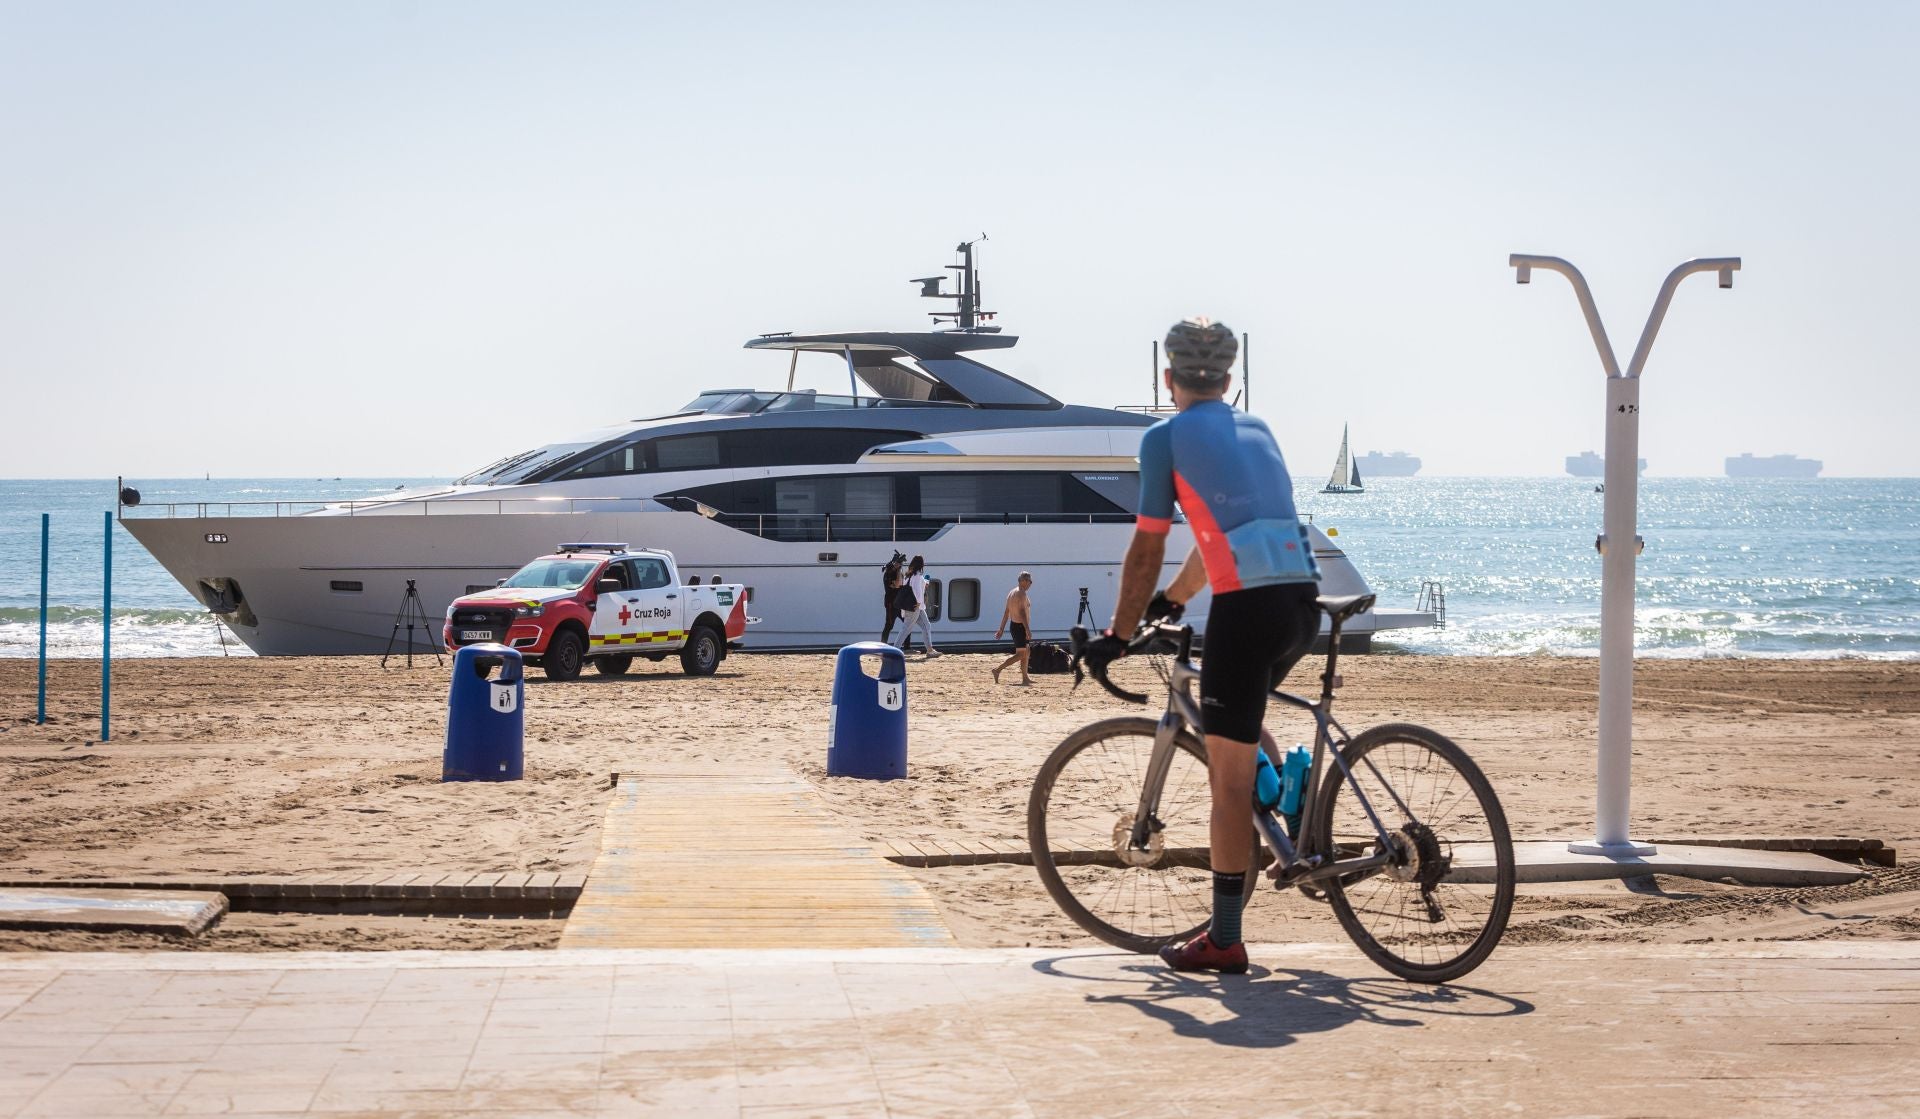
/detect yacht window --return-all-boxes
[724,429,917,468]
[772,476,897,516]
[924,578,942,622]
[949,578,980,622]
[774,477,826,515]
[458,442,597,486]
[1071,472,1142,514]
[656,434,721,471]
[843,476,894,516]
[562,442,645,479]
[921,473,1062,517]
[854,358,940,402]
[914,358,1056,407]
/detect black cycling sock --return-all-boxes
[1210,870,1244,947]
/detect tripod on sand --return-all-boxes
[381,579,445,668]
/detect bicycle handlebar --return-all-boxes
[1069,621,1192,705]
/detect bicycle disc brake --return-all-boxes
[1111,811,1166,868]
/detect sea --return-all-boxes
[2,476,1917,661]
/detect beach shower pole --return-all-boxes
[37,514,49,724]
[102,509,112,742]
[1510,254,1740,857]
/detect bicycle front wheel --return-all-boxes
[1310,723,1515,983]
[1028,717,1257,953]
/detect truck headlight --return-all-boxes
[514,604,544,618]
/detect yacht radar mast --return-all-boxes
[911,236,1000,333]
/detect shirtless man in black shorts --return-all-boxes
[992,572,1034,685]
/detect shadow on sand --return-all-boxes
[1033,953,1533,1049]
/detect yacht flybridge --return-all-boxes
[121,241,1437,655]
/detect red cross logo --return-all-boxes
[618,605,632,624]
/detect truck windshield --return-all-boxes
[502,559,598,590]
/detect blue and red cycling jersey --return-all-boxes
[1136,400,1320,594]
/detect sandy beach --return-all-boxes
[2,653,1915,952]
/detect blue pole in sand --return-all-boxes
[37,513,49,724]
[102,509,111,742]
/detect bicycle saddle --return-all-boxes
[1316,594,1376,622]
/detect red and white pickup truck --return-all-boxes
[443,543,748,680]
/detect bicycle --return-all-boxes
[1027,593,1516,983]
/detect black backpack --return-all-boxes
[1027,640,1072,674]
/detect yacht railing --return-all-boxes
[710,512,1139,544]
[118,497,642,519]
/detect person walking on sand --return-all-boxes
[993,572,1035,685]
[880,552,906,645]
[894,555,940,657]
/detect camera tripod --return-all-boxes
[1074,586,1098,630]
[381,579,445,668]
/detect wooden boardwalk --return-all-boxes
[559,764,954,949]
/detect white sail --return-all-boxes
[1327,424,1351,490]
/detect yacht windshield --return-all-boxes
[681,391,780,415]
[501,559,599,590]
[457,442,598,486]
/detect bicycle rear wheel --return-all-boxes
[1028,717,1257,953]
[1309,723,1514,983]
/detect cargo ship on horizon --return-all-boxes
[1355,450,1421,477]
[1566,451,1646,478]
[1726,453,1822,478]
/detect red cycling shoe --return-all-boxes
[1157,931,1249,974]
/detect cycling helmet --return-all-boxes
[1163,316,1237,384]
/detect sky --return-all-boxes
[2,1,1916,479]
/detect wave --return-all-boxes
[0,616,248,659]
[0,606,216,626]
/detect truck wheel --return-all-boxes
[595,653,633,677]
[680,627,721,676]
[543,630,585,681]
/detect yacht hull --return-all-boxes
[122,510,1417,655]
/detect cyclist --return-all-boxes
[1083,316,1321,975]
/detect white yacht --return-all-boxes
[121,242,1436,655]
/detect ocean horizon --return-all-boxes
[4,476,1917,661]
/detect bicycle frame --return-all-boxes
[1125,613,1405,886]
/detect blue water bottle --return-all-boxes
[1254,750,1283,811]
[1278,745,1311,838]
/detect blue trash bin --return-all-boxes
[444,643,525,782]
[827,642,907,779]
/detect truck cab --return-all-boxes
[444,543,748,680]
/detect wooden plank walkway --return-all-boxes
[559,764,954,948]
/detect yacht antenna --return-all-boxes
[1151,340,1160,409]
[1242,332,1250,410]
[914,235,996,331]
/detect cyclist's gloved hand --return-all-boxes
[1081,630,1130,672]
[1144,590,1184,624]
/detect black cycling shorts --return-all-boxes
[1199,582,1320,744]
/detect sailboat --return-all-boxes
[1322,424,1364,494]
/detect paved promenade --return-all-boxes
[0,942,1913,1117]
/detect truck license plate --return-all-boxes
[460,629,491,641]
